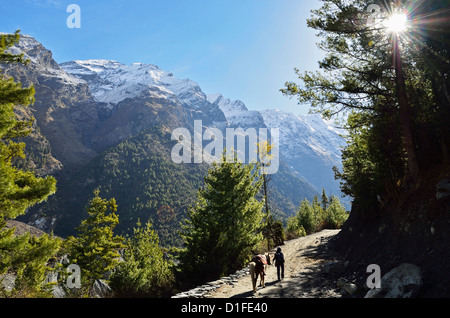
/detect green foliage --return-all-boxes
[282,0,450,209]
[29,126,315,248]
[0,31,56,220]
[285,216,306,239]
[109,220,175,298]
[0,31,28,64]
[0,220,61,297]
[8,233,61,298]
[324,196,348,229]
[288,192,348,237]
[262,214,285,249]
[179,153,264,286]
[36,126,207,247]
[297,198,322,235]
[321,188,329,210]
[0,31,59,297]
[63,190,124,297]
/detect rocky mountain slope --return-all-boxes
[261,109,347,202]
[2,34,347,245]
[2,34,97,170]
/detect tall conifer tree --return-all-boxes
[64,190,124,297]
[282,0,450,208]
[180,153,264,285]
[0,31,58,297]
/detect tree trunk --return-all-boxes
[262,171,271,251]
[393,35,420,184]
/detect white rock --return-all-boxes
[365,263,422,298]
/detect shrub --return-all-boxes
[289,195,348,237]
[323,196,349,229]
[109,220,175,298]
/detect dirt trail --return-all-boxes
[211,230,343,298]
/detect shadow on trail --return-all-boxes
[230,279,279,298]
[233,235,344,298]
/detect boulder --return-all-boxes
[92,279,112,298]
[337,277,348,288]
[365,263,422,298]
[343,283,358,296]
[0,274,15,292]
[322,261,346,274]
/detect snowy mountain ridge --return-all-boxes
[9,34,346,198]
[260,109,345,163]
[5,34,85,87]
[207,93,267,129]
[60,59,210,111]
[60,57,346,196]
[60,58,344,158]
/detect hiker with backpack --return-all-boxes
[274,247,285,281]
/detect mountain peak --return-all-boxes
[60,59,124,76]
[206,93,266,128]
[206,93,222,104]
[60,59,210,107]
[1,33,41,51]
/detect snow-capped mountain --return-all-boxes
[60,59,228,129]
[62,60,222,117]
[60,60,202,106]
[260,109,346,198]
[260,109,345,164]
[60,57,346,198]
[207,94,266,129]
[4,34,86,88]
[3,34,349,238]
[2,34,100,167]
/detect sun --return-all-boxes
[384,13,409,34]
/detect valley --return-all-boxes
[3,34,346,244]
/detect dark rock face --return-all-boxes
[2,35,98,169]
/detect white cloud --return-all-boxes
[25,0,66,9]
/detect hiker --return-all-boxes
[274,247,285,281]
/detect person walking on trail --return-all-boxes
[274,247,285,281]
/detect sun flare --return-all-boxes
[384,13,408,34]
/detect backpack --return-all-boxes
[275,252,284,264]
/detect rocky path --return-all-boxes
[209,229,343,299]
[173,229,347,299]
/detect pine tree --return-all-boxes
[324,195,348,229]
[281,0,448,207]
[109,220,175,298]
[179,152,264,285]
[64,190,124,297]
[0,32,56,218]
[295,195,348,235]
[321,188,329,210]
[296,199,316,235]
[0,31,58,296]
[258,140,283,250]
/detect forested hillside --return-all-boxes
[23,124,319,246]
[0,34,324,246]
[25,126,208,247]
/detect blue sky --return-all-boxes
[0,0,324,115]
